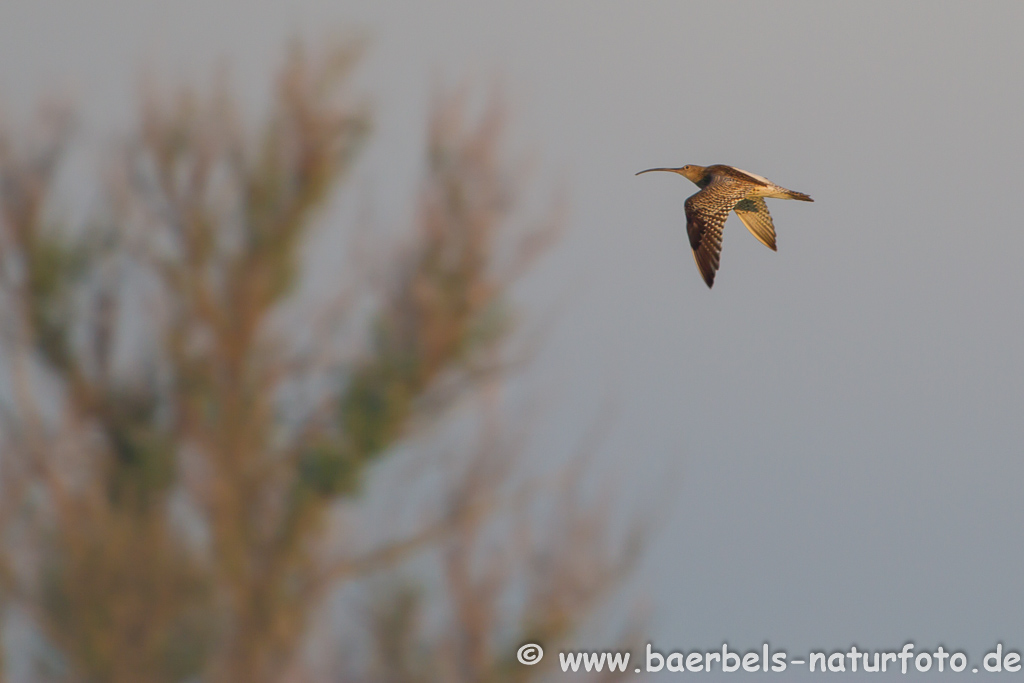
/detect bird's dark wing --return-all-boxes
[733,197,777,251]
[684,181,748,288]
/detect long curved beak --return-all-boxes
[635,167,683,176]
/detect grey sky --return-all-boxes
[2,1,1023,677]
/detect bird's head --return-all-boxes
[635,164,704,184]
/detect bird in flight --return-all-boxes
[636,164,813,288]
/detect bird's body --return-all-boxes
[637,164,813,288]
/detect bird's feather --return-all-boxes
[726,166,771,185]
[684,180,747,288]
[733,197,777,251]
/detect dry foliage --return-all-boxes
[0,42,653,683]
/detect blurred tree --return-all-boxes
[0,42,650,683]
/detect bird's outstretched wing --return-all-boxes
[684,181,749,288]
[733,197,777,251]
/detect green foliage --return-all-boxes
[101,390,176,509]
[298,440,361,497]
[342,345,418,459]
[26,230,86,370]
[40,508,213,683]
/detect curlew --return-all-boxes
[637,164,812,288]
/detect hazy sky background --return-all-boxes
[2,1,1023,678]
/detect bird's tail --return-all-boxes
[780,189,813,202]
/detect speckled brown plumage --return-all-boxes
[637,164,813,288]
